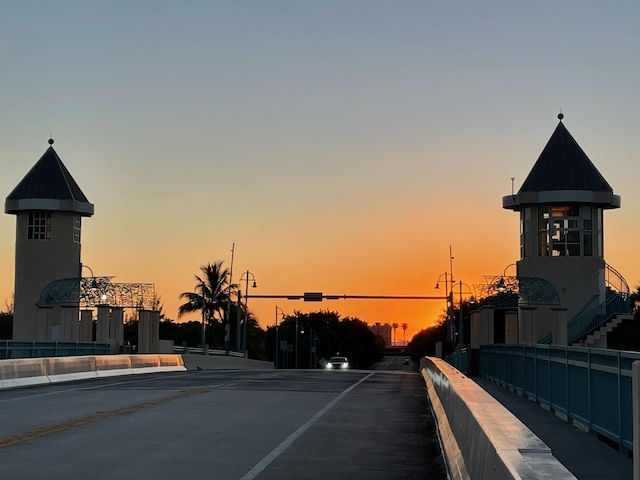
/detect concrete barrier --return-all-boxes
[421,357,576,480]
[0,354,186,389]
[181,354,274,371]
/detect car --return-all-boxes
[325,356,349,370]
[403,358,410,365]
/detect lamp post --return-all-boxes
[435,271,455,343]
[240,270,257,353]
[274,306,285,369]
[456,281,475,348]
[295,317,299,369]
[200,280,206,348]
[81,264,94,278]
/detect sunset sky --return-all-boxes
[1,2,639,341]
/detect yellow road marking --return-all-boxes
[0,385,214,449]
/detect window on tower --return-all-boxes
[536,205,595,257]
[27,212,52,240]
[73,215,81,243]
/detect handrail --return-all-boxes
[605,263,630,294]
[537,333,552,344]
[567,292,631,344]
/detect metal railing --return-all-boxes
[480,344,639,454]
[567,292,631,344]
[172,345,245,357]
[0,340,111,359]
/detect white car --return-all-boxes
[325,356,349,370]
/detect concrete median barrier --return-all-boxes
[0,354,186,389]
[45,356,98,383]
[0,358,49,389]
[421,357,576,480]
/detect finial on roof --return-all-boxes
[48,138,54,145]
[558,112,564,121]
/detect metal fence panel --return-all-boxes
[0,341,110,359]
[477,344,640,454]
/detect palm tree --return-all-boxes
[178,261,237,345]
[401,323,408,345]
[392,323,399,346]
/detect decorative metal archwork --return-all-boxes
[38,277,156,309]
[475,275,561,309]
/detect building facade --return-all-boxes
[4,139,94,340]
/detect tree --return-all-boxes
[608,285,640,351]
[408,316,448,360]
[401,322,408,345]
[177,261,236,347]
[392,322,399,346]
[266,310,383,369]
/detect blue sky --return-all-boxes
[1,1,639,334]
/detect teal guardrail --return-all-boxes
[446,349,470,374]
[172,345,245,357]
[479,344,639,454]
[567,292,630,344]
[0,340,111,359]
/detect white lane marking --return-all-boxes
[238,372,376,480]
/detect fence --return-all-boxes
[0,340,111,359]
[479,344,639,454]
[172,345,245,357]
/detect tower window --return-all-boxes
[27,212,52,240]
[537,205,596,257]
[73,215,81,243]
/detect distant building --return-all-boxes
[370,322,392,347]
[4,139,94,340]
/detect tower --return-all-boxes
[4,139,94,340]
[502,114,627,345]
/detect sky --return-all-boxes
[1,1,639,342]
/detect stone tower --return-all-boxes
[4,139,94,340]
[502,114,627,345]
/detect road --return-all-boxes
[0,357,446,480]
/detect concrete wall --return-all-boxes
[0,353,274,389]
[0,354,186,389]
[13,211,82,340]
[181,354,274,371]
[421,356,576,480]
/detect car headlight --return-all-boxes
[325,363,333,369]
[342,363,349,369]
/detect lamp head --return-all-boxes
[252,280,257,288]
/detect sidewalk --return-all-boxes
[474,378,633,480]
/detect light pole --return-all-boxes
[435,271,455,342]
[295,317,299,368]
[274,306,285,369]
[240,270,257,354]
[456,281,475,349]
[200,280,206,348]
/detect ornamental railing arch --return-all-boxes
[38,277,156,309]
[475,276,560,309]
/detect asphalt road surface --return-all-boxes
[0,357,446,480]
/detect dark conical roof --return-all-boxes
[519,120,612,194]
[5,141,94,215]
[503,116,619,210]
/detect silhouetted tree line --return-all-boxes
[0,312,12,339]
[265,310,383,369]
[608,285,640,351]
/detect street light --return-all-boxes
[456,281,475,348]
[240,270,257,353]
[435,271,455,343]
[200,280,206,348]
[274,306,285,369]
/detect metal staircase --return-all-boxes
[566,264,631,346]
